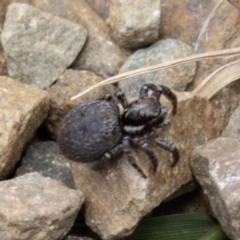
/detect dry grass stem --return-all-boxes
[71,48,240,101]
[179,59,240,100]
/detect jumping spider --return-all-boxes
[57,83,179,178]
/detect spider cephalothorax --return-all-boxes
[57,83,179,178]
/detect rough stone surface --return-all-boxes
[16,141,75,189]
[159,0,218,46]
[0,76,49,180]
[0,0,9,76]
[221,106,240,137]
[31,0,129,79]
[191,136,240,240]
[64,237,95,240]
[71,93,231,240]
[1,3,87,89]
[86,0,110,20]
[153,188,212,217]
[159,0,240,90]
[46,69,114,139]
[119,39,197,98]
[0,172,84,240]
[0,49,7,76]
[192,0,240,90]
[107,0,160,48]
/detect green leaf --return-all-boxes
[69,213,229,240]
[126,213,229,240]
[198,225,228,240]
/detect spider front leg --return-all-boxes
[148,104,170,129]
[139,83,159,99]
[157,85,177,114]
[152,132,179,167]
[123,136,147,178]
[115,89,129,109]
[140,134,158,172]
[139,84,177,114]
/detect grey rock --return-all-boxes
[0,76,49,180]
[191,136,240,240]
[119,39,197,98]
[1,3,87,89]
[221,106,240,137]
[0,172,84,240]
[107,0,160,48]
[16,141,75,189]
[31,0,129,79]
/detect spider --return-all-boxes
[57,83,179,178]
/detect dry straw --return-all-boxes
[71,48,240,101]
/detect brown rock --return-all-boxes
[61,57,240,239]
[160,0,218,44]
[70,93,229,239]
[0,172,84,240]
[46,69,114,138]
[86,0,110,20]
[221,106,240,137]
[191,136,240,240]
[0,0,10,76]
[0,76,49,180]
[31,0,129,78]
[107,0,160,48]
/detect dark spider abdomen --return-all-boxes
[57,99,122,162]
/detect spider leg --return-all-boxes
[115,90,129,109]
[139,84,177,114]
[154,135,179,167]
[143,105,169,132]
[140,134,158,172]
[139,84,159,99]
[157,119,170,129]
[129,136,140,148]
[154,105,170,129]
[157,85,177,114]
[92,143,123,170]
[123,136,147,178]
[98,93,113,101]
